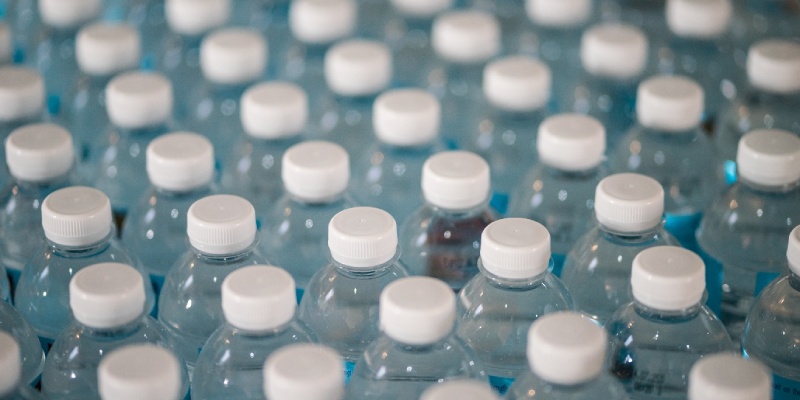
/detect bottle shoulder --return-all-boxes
[198,321,316,363]
[508,371,629,400]
[356,334,484,377]
[458,273,574,315]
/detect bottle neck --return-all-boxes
[633,297,705,321]
[424,199,492,218]
[737,175,800,194]
[597,219,666,242]
[332,250,405,278]
[477,259,550,290]
[78,315,146,337]
[190,238,259,263]
[48,231,115,258]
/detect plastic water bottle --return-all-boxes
[220,82,306,218]
[714,40,800,186]
[507,114,606,276]
[0,267,7,302]
[349,88,443,222]
[609,75,716,251]
[183,28,266,157]
[121,132,216,295]
[688,353,772,400]
[92,71,173,219]
[230,0,290,79]
[456,218,574,394]
[400,151,499,291]
[346,276,486,399]
[298,206,409,380]
[261,141,353,300]
[99,344,184,400]
[606,246,735,399]
[0,123,77,294]
[14,186,156,349]
[263,343,344,400]
[41,262,188,400]
[158,194,271,370]
[420,380,497,400]
[0,299,45,387]
[0,66,45,189]
[0,332,45,400]
[506,312,629,400]
[117,0,168,70]
[696,129,800,342]
[462,56,551,214]
[560,173,679,325]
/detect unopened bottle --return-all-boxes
[15,186,155,349]
[400,151,499,290]
[606,246,735,399]
[560,173,679,325]
[298,207,409,380]
[457,218,573,394]
[192,265,315,399]
[0,66,45,189]
[420,380,497,400]
[122,132,216,295]
[0,300,45,387]
[688,353,771,400]
[263,344,344,400]
[98,344,183,400]
[158,194,271,370]
[262,141,353,300]
[508,114,606,275]
[506,312,629,400]
[42,262,188,400]
[0,332,45,400]
[346,276,485,399]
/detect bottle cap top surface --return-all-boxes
[526,0,592,28]
[42,186,113,247]
[373,88,440,146]
[527,312,607,385]
[222,265,296,331]
[483,56,551,112]
[432,10,500,64]
[747,40,800,94]
[325,40,392,97]
[481,218,551,280]
[106,72,173,129]
[737,129,800,186]
[667,0,732,39]
[166,0,230,36]
[329,207,398,269]
[537,113,606,171]
[688,353,771,400]
[263,344,344,400]
[70,262,146,329]
[594,173,664,233]
[422,151,490,210]
[201,28,267,85]
[380,277,456,345]
[289,0,356,45]
[581,23,648,79]
[98,344,182,400]
[636,75,704,132]
[146,132,214,191]
[6,123,74,182]
[241,82,308,139]
[0,67,44,122]
[282,141,350,202]
[76,23,141,76]
[631,246,706,310]
[187,195,257,255]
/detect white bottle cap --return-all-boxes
[165,0,230,36]
[76,23,140,77]
[420,380,498,400]
[737,129,800,187]
[289,0,356,45]
[69,262,146,329]
[328,207,397,269]
[480,218,551,280]
[631,246,705,311]
[325,40,392,97]
[98,344,182,400]
[263,344,344,400]
[201,28,267,85]
[667,0,732,39]
[391,0,453,19]
[146,132,214,192]
[380,276,455,345]
[787,225,800,276]
[422,151,490,210]
[527,312,607,386]
[6,123,74,182]
[0,67,44,122]
[0,24,11,64]
[432,11,500,64]
[537,113,606,171]
[636,75,704,132]
[0,332,20,396]
[241,82,307,140]
[483,56,551,112]
[581,23,648,80]
[594,173,664,233]
[281,141,349,202]
[746,40,800,94]
[222,265,296,332]
[38,0,101,29]
[106,72,173,130]
[42,186,112,247]
[688,353,771,400]
[373,88,440,146]
[526,0,592,28]
[187,194,257,255]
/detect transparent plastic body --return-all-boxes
[58,74,112,182]
[522,25,584,112]
[0,386,45,400]
[506,370,630,400]
[158,33,203,119]
[184,83,251,159]
[235,0,290,78]
[428,63,485,149]
[0,268,8,302]
[0,301,45,387]
[279,43,328,104]
[311,94,377,161]
[564,75,638,148]
[383,16,437,89]
[119,0,167,69]
[26,25,80,112]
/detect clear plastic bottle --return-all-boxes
[261,141,353,300]
[192,265,315,399]
[506,312,629,400]
[0,268,7,302]
[0,66,45,189]
[696,129,800,342]
[688,353,772,400]
[508,114,607,275]
[560,173,679,326]
[158,194,271,370]
[232,0,290,79]
[298,206,410,380]
[121,132,216,295]
[346,276,486,399]
[117,0,168,70]
[457,218,574,394]
[15,186,156,349]
[98,344,184,400]
[0,332,45,400]
[350,88,443,223]
[0,123,77,293]
[606,246,735,399]
[400,151,499,291]
[741,225,800,398]
[41,262,188,400]
[420,380,497,400]
[262,343,344,400]
[0,299,45,387]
